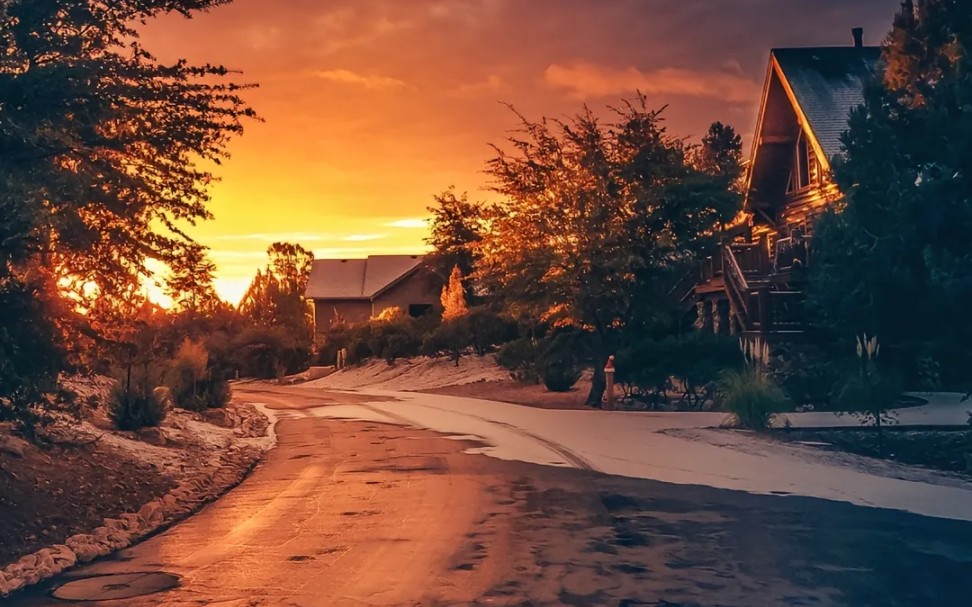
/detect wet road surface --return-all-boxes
[10,387,972,606]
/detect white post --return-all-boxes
[604,355,616,411]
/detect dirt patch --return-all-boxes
[774,427,972,476]
[0,440,173,566]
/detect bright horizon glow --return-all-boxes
[135,1,896,305]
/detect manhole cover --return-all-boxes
[52,572,179,601]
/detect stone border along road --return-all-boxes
[0,404,276,598]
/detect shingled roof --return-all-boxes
[305,255,425,300]
[772,46,881,162]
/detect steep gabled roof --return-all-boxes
[771,46,881,163]
[305,255,425,300]
[745,45,881,211]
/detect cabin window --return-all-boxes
[408,304,433,318]
[786,131,819,194]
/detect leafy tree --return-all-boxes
[0,0,256,291]
[479,97,741,405]
[425,188,485,291]
[808,0,972,383]
[692,121,745,184]
[165,245,220,313]
[240,242,315,346]
[440,265,469,322]
[268,242,314,295]
[239,269,277,327]
[0,274,67,434]
[0,0,255,415]
[426,266,473,365]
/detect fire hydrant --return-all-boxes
[604,355,616,411]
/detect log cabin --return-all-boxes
[687,28,881,339]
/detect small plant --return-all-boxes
[109,384,167,431]
[720,337,789,429]
[166,339,210,411]
[835,334,900,453]
[720,370,789,430]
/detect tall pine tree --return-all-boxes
[809,0,972,383]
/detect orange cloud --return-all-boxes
[312,68,407,90]
[450,74,505,97]
[545,61,760,103]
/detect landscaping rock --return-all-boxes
[136,426,167,446]
[1,402,273,598]
[0,434,29,458]
[48,545,77,569]
[202,409,234,428]
[138,501,165,529]
[65,534,103,563]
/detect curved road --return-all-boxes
[10,386,972,606]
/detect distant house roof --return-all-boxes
[305,255,425,300]
[772,46,881,162]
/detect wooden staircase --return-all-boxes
[721,243,805,336]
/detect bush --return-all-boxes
[497,338,543,383]
[615,333,739,409]
[199,376,231,409]
[109,384,167,431]
[232,327,309,378]
[770,343,841,408]
[835,367,902,428]
[543,362,582,392]
[467,308,517,355]
[720,370,789,430]
[423,317,472,365]
[368,316,422,363]
[166,339,209,411]
[349,338,374,365]
[670,333,740,408]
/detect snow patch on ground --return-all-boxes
[299,355,510,391]
[298,389,972,522]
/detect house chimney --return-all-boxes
[852,27,864,48]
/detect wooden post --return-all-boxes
[604,355,616,411]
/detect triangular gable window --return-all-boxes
[785,130,821,194]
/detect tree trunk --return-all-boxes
[586,334,607,407]
[586,363,605,407]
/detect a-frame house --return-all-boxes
[688,29,881,338]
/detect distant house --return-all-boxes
[689,29,880,338]
[304,255,439,333]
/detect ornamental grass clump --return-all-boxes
[721,337,789,430]
[835,334,900,453]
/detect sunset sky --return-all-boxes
[139,0,899,304]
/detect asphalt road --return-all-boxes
[11,386,972,606]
